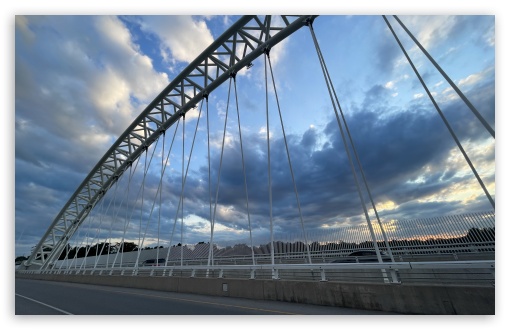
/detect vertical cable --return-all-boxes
[205,96,214,270]
[264,52,276,276]
[163,103,204,268]
[232,77,256,266]
[78,202,97,271]
[157,130,165,265]
[307,22,387,264]
[90,178,121,269]
[181,112,185,266]
[111,157,140,268]
[164,130,184,267]
[131,142,161,270]
[137,149,148,257]
[266,51,313,264]
[207,79,233,267]
[139,136,186,264]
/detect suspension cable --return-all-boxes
[393,15,495,139]
[65,173,117,269]
[206,95,214,268]
[113,124,175,270]
[104,166,141,269]
[120,122,175,272]
[266,51,312,264]
[181,111,185,266]
[62,220,83,269]
[138,131,184,265]
[308,21,396,262]
[208,78,233,267]
[157,130,165,265]
[129,132,172,270]
[91,176,122,269]
[307,22,386,263]
[77,199,98,271]
[137,147,148,256]
[233,76,256,266]
[51,159,118,271]
[383,15,495,210]
[111,156,142,268]
[157,121,187,266]
[163,101,204,266]
[57,190,103,271]
[264,52,276,274]
[104,176,127,269]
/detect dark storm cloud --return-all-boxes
[172,73,495,238]
[361,84,390,110]
[447,77,496,140]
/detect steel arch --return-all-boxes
[24,15,318,269]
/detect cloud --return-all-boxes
[134,16,214,64]
[397,16,458,49]
[376,25,402,74]
[458,74,482,88]
[14,16,495,257]
[161,104,492,244]
[15,15,172,255]
[178,66,496,238]
[384,81,395,89]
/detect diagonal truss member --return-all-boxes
[24,15,317,270]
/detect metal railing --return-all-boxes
[18,211,495,286]
[17,259,495,287]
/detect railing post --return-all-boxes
[320,268,327,282]
[272,268,280,280]
[389,269,401,284]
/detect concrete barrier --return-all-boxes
[15,273,494,314]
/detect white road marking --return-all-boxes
[15,293,74,315]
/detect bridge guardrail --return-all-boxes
[16,259,495,287]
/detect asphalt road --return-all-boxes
[15,278,398,315]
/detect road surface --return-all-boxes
[15,278,399,315]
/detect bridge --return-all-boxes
[15,15,495,315]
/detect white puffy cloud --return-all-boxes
[384,81,395,89]
[136,16,214,64]
[15,15,174,255]
[16,15,169,141]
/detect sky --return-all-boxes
[13,13,498,258]
[5,0,508,327]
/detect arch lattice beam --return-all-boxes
[25,15,317,269]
